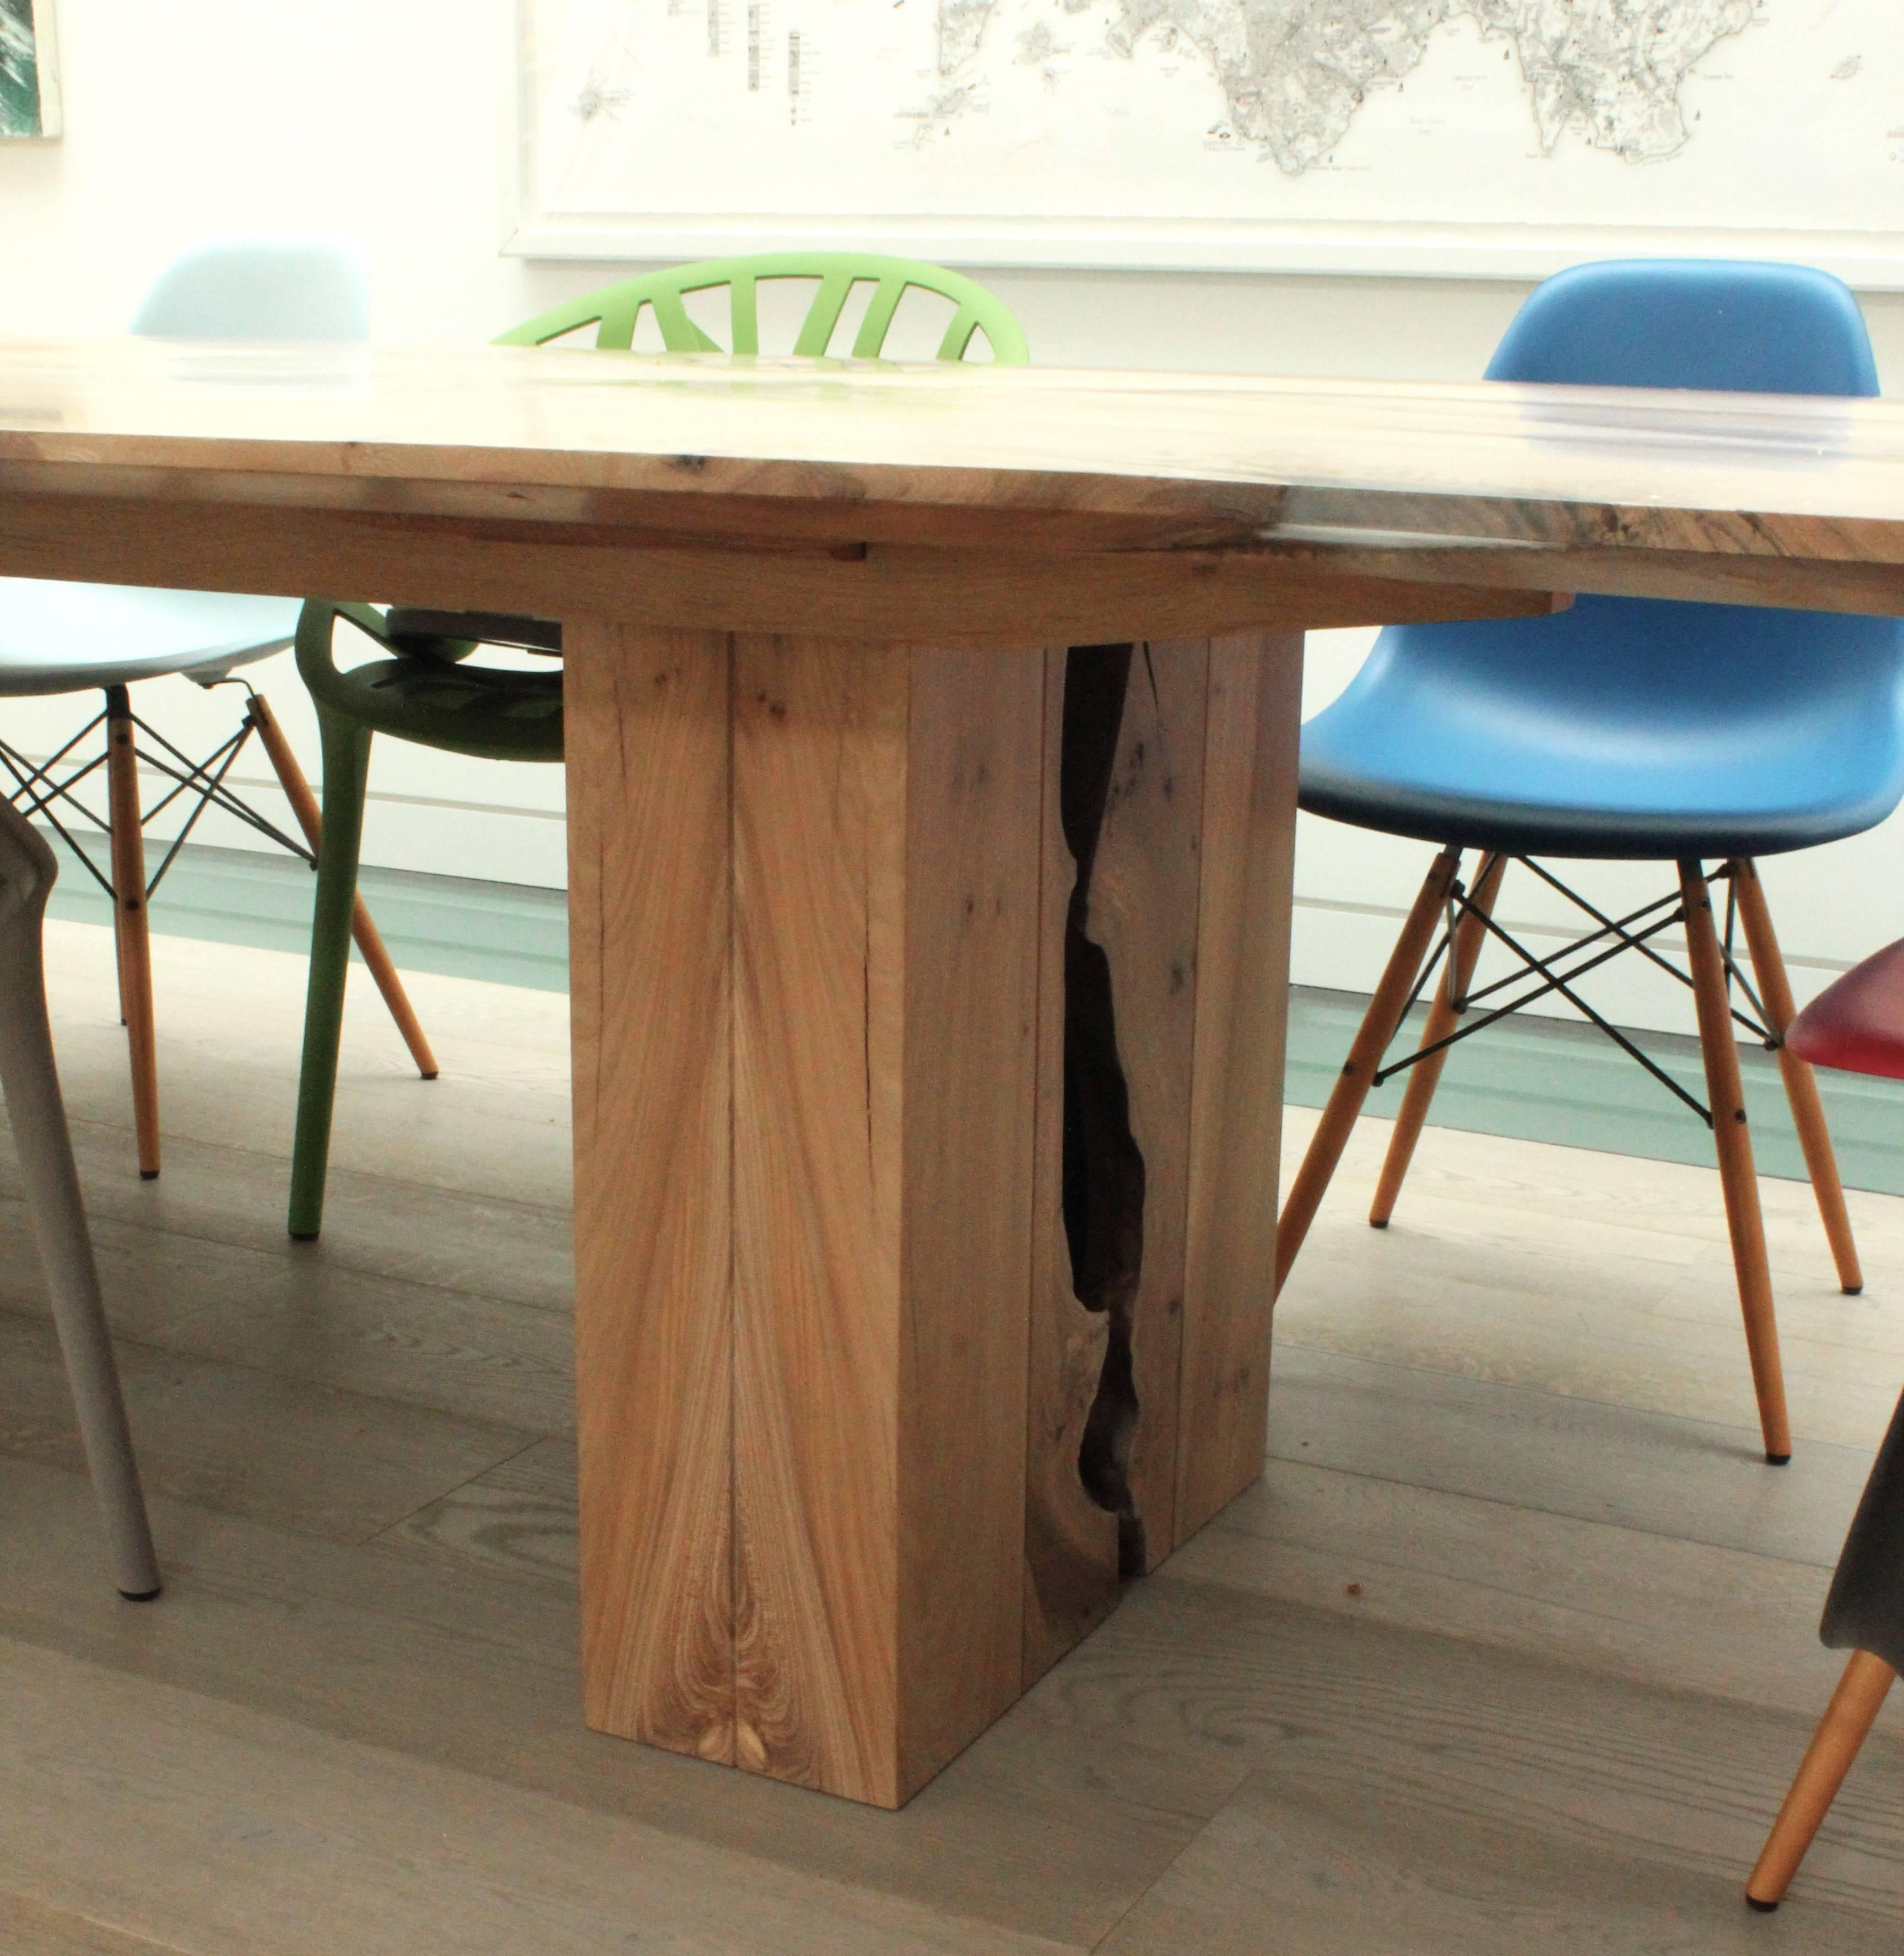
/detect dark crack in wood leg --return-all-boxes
[1024,636,1293,1684]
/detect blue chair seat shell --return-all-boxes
[1301,595,1904,860]
[1300,260,1904,863]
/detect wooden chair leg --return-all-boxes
[1276,847,1462,1295]
[1748,1649,1896,1909]
[0,804,160,1599]
[246,693,438,1081]
[103,687,160,1180]
[1370,852,1508,1228]
[1730,858,1863,1295]
[1680,860,1791,1463]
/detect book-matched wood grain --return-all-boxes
[731,638,1044,1806]
[896,646,1046,1795]
[565,620,737,1764]
[732,635,907,1801]
[1176,634,1303,1544]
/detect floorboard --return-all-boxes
[1037,1582,1904,1942]
[1269,1345,1875,1566]
[0,1888,190,1954]
[3,925,1901,1949]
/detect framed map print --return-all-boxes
[506,0,1902,282]
[0,0,60,139]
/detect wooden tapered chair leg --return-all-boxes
[1747,1649,1896,1909]
[1680,860,1792,1463]
[1370,852,1508,1228]
[1730,858,1863,1295]
[1276,847,1462,1295]
[103,687,160,1180]
[245,693,438,1080]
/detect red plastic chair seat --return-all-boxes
[1787,938,1904,1081]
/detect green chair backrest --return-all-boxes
[494,252,1027,365]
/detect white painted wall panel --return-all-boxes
[1,0,1900,1033]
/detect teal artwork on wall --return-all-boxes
[0,0,60,139]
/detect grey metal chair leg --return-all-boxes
[0,804,159,1598]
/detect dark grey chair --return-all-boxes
[1747,938,1904,1908]
[1748,1396,1904,1908]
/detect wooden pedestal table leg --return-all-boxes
[567,623,1304,1807]
[103,687,160,1180]
[1023,635,1302,1676]
[1275,846,1462,1294]
[567,625,737,1765]
[244,692,439,1080]
[1175,636,1304,1544]
[1729,858,1862,1295]
[1747,1649,1896,1909]
[1369,852,1507,1228]
[567,622,1045,1804]
[1020,637,1302,1678]
[1679,860,1792,1465]
[730,634,1048,1804]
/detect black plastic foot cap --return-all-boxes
[420,1070,440,1081]
[1766,1452,1793,1467]
[289,1229,320,1242]
[138,1169,159,1181]
[1844,1284,1864,1296]
[118,1586,161,1603]
[1745,1895,1779,1913]
[1369,1219,1389,1230]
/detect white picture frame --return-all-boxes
[501,0,1904,288]
[0,0,61,141]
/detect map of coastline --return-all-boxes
[522,0,1891,274]
[938,0,1759,172]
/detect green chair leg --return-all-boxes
[288,706,371,1240]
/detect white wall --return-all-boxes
[2,0,1901,1031]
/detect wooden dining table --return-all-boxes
[3,339,1902,1809]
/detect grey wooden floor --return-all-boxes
[3,920,1902,1952]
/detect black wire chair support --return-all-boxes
[1364,855,1778,1131]
[0,679,312,907]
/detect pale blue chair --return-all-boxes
[0,238,432,1179]
[1275,260,1904,1469]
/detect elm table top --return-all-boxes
[0,342,1901,597]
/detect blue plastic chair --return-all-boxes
[1275,261,1904,1469]
[0,237,432,1179]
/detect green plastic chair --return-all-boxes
[287,253,1027,1239]
[491,250,1029,363]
